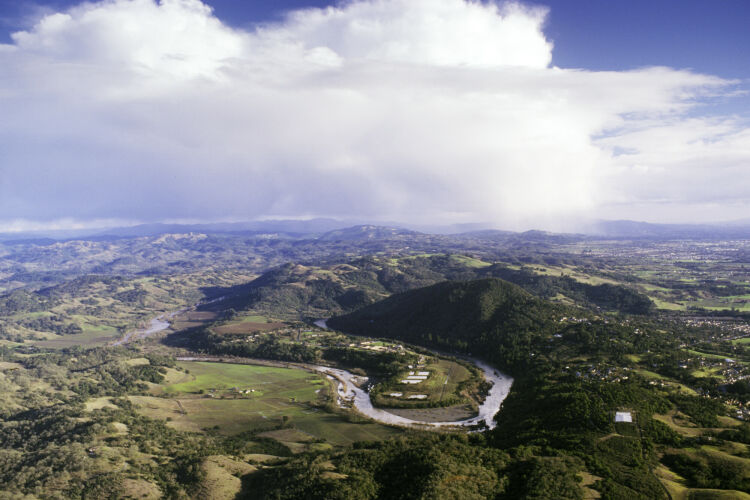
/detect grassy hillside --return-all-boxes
[484,265,654,314]
[0,271,254,346]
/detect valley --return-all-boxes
[3,226,750,498]
[3,1,748,497]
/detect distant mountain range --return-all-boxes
[0,218,352,242]
[1,218,749,242]
[93,219,352,238]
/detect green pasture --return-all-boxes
[32,326,121,348]
[526,264,620,286]
[450,255,491,268]
[684,350,745,364]
[291,413,402,446]
[650,298,686,311]
[134,361,403,444]
[166,362,322,399]
[377,358,473,406]
[633,369,697,395]
[655,464,750,500]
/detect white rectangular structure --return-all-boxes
[615,411,633,423]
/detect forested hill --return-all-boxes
[328,278,571,373]
[204,254,653,321]
[203,255,480,319]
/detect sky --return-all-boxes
[0,0,749,232]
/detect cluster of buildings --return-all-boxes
[682,317,750,341]
[568,363,632,383]
[350,340,405,353]
[400,370,430,384]
[390,357,431,400]
[558,316,589,324]
[733,404,750,420]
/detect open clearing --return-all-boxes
[131,361,401,445]
[653,410,728,437]
[165,361,321,397]
[384,404,476,423]
[213,316,288,335]
[656,459,750,500]
[32,327,121,348]
[170,310,217,330]
[375,358,474,408]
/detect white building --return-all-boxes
[615,411,633,423]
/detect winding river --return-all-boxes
[125,316,513,429]
[313,360,512,429]
[312,318,514,429]
[112,311,182,346]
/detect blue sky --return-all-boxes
[0,0,748,231]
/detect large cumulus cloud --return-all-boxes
[0,0,746,230]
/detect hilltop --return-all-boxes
[206,254,652,321]
[328,278,567,372]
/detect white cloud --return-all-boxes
[0,0,747,230]
[0,217,139,234]
[10,0,243,80]
[276,0,552,68]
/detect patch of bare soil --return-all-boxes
[382,404,476,423]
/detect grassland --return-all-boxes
[373,357,476,409]
[655,464,750,500]
[684,349,742,363]
[653,408,750,497]
[522,264,621,286]
[212,315,288,335]
[450,255,491,268]
[33,326,122,348]
[131,361,402,446]
[633,369,699,395]
[165,361,320,395]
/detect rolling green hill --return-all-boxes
[328,278,568,373]
[206,255,654,321]
[205,255,481,320]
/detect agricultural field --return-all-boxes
[212,315,288,335]
[33,324,122,348]
[131,361,402,447]
[169,310,218,330]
